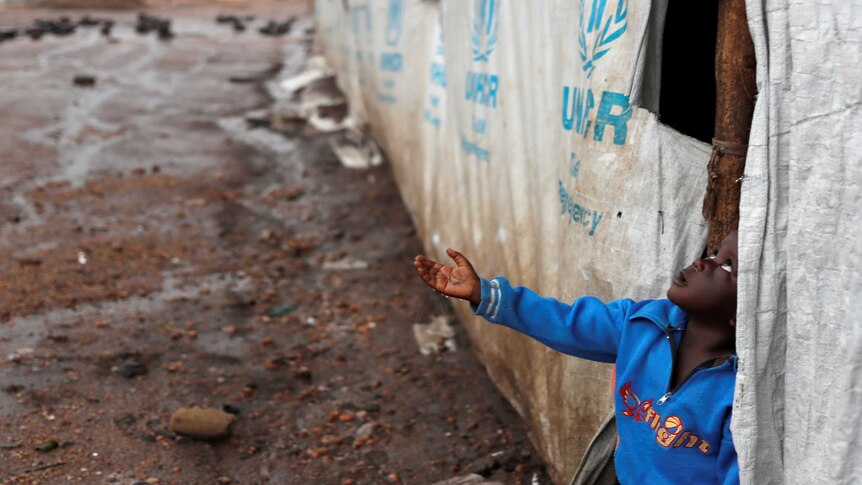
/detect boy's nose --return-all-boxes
[692,258,710,271]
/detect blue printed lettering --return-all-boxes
[562,87,594,136]
[594,91,632,145]
[591,211,603,235]
[424,110,441,128]
[465,72,499,108]
[462,137,490,162]
[472,117,486,135]
[561,87,631,145]
[430,62,447,88]
[380,53,403,72]
[378,93,397,104]
[569,153,581,179]
[558,180,603,236]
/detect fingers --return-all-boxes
[413,255,439,273]
[414,255,442,288]
[446,248,473,269]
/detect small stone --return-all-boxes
[364,403,381,413]
[35,440,59,452]
[472,457,500,477]
[111,354,147,379]
[169,406,236,439]
[354,422,375,438]
[295,366,312,382]
[73,75,96,87]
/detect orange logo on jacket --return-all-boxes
[618,381,712,454]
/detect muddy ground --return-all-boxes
[0,3,549,485]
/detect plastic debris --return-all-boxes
[329,130,383,170]
[413,315,457,355]
[268,305,294,317]
[259,18,296,36]
[431,475,503,485]
[35,440,59,452]
[277,56,334,96]
[322,257,369,271]
[169,406,236,439]
[216,14,248,32]
[135,13,173,40]
[0,29,19,43]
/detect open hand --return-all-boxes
[413,248,482,305]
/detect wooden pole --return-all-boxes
[703,0,757,252]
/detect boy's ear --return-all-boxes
[729,318,736,329]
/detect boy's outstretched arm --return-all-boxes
[415,249,629,362]
[413,248,482,305]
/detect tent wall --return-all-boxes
[734,1,862,484]
[314,1,710,481]
[314,0,861,484]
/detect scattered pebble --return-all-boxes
[169,406,236,439]
[111,354,148,379]
[73,75,97,87]
[35,440,59,452]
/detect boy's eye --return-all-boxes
[720,262,733,273]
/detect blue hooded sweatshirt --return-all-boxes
[472,277,739,485]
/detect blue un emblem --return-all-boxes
[578,0,628,78]
[385,0,405,47]
[471,0,498,62]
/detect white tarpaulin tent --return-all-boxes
[313,0,861,483]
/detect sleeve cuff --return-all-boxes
[471,277,502,319]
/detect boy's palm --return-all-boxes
[414,249,481,304]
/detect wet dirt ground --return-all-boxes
[0,3,549,485]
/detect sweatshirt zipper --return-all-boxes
[657,326,680,405]
[656,325,722,406]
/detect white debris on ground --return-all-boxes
[328,129,383,169]
[413,315,457,355]
[321,256,369,271]
[272,55,383,169]
[277,55,334,95]
[430,474,503,485]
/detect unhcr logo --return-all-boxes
[578,0,628,78]
[561,0,632,145]
[471,0,498,62]
[380,0,405,74]
[385,0,405,47]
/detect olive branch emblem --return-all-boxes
[471,0,498,62]
[578,0,628,78]
[385,0,405,47]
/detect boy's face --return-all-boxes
[667,231,738,323]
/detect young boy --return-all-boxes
[413,232,740,485]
